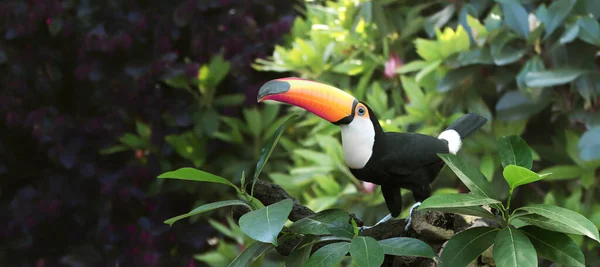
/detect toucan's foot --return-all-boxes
[404,202,422,231]
[359,213,392,231]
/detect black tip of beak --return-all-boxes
[257,80,291,102]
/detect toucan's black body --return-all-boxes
[349,104,486,217]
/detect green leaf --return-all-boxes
[206,53,231,88]
[304,242,350,267]
[349,236,385,267]
[503,165,548,191]
[525,69,588,88]
[466,14,488,46]
[436,66,478,93]
[228,241,273,267]
[439,227,498,267]
[199,108,220,137]
[513,214,580,235]
[457,47,494,66]
[401,76,426,110]
[135,121,151,139]
[579,126,600,161]
[213,94,246,106]
[99,145,129,155]
[285,236,316,267]
[521,226,585,267]
[158,167,238,191]
[560,23,580,44]
[516,56,545,98]
[243,108,262,137]
[480,154,495,181]
[164,132,207,167]
[378,237,436,258]
[578,17,600,46]
[164,74,189,89]
[493,226,537,267]
[502,2,530,39]
[288,209,350,235]
[415,60,442,84]
[396,60,429,74]
[414,39,442,61]
[252,114,299,195]
[164,200,250,226]
[490,31,526,65]
[540,0,577,39]
[419,193,500,209]
[495,90,549,121]
[539,165,584,181]
[438,153,497,200]
[332,59,365,76]
[119,133,149,149]
[239,199,293,245]
[515,204,600,242]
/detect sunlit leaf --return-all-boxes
[515,204,600,242]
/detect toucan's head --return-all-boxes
[256,77,373,126]
[257,77,381,169]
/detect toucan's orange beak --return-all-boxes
[257,77,357,124]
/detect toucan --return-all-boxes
[257,77,487,230]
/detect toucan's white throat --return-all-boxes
[340,117,375,169]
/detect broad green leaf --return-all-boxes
[515,204,600,242]
[228,241,273,267]
[497,135,533,169]
[239,199,293,245]
[578,17,600,46]
[400,76,426,110]
[213,94,246,106]
[578,126,600,161]
[493,226,537,267]
[466,15,488,46]
[199,108,220,137]
[516,56,545,98]
[164,200,249,226]
[243,108,262,137]
[490,31,526,65]
[436,25,471,58]
[502,2,530,39]
[252,114,299,195]
[396,60,429,74]
[480,154,495,181]
[438,153,497,200]
[378,237,436,258]
[349,236,385,267]
[332,59,365,76]
[525,69,588,88]
[119,133,149,149]
[304,242,350,267]
[512,214,581,235]
[439,227,498,267]
[415,60,442,84]
[135,121,151,139]
[539,165,583,181]
[419,193,500,209]
[414,39,442,61]
[540,0,577,39]
[285,236,317,267]
[503,165,548,191]
[457,47,494,66]
[495,90,549,121]
[288,209,350,235]
[436,66,478,93]
[158,167,238,191]
[560,23,580,44]
[521,226,585,267]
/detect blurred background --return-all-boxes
[1,0,599,266]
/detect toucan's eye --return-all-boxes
[357,106,366,116]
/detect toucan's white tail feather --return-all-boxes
[438,113,487,154]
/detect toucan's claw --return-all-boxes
[404,202,422,231]
[359,213,392,231]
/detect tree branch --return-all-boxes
[234,179,496,267]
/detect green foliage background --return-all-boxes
[140,0,600,266]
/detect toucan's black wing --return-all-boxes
[378,132,449,176]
